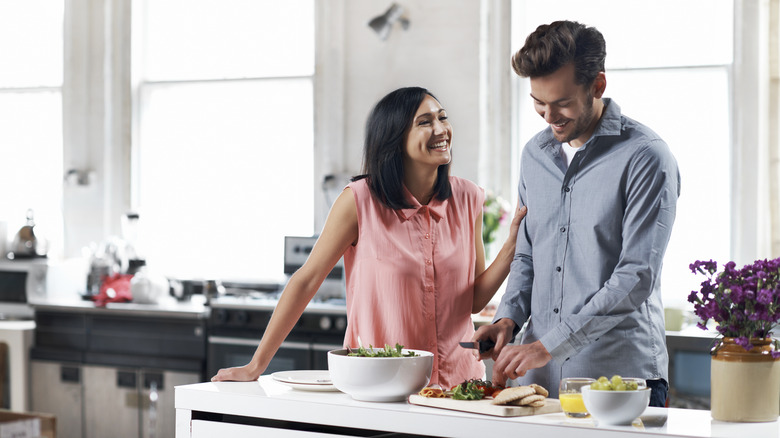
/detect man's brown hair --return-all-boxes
[512,20,606,86]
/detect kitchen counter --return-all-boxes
[31,296,209,319]
[175,376,780,437]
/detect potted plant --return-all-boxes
[482,191,510,259]
[688,257,780,422]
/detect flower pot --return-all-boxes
[710,337,780,422]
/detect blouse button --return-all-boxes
[425,233,430,239]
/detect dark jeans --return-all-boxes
[646,378,668,407]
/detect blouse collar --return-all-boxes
[396,184,446,221]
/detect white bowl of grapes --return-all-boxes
[581,375,651,425]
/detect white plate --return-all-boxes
[271,370,333,385]
[275,380,341,392]
[271,370,339,392]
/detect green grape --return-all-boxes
[590,374,641,391]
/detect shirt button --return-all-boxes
[424,233,430,239]
[560,227,566,233]
[564,187,571,192]
[556,266,561,272]
[425,259,432,265]
[553,308,559,313]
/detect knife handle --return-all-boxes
[479,339,496,353]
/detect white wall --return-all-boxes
[342,0,482,179]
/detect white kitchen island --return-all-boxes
[175,376,780,438]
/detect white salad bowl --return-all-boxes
[327,348,434,402]
[581,386,652,425]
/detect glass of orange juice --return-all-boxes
[559,378,595,418]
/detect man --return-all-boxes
[474,20,679,407]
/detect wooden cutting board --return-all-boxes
[408,394,562,417]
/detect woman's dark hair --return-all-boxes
[511,20,606,86]
[352,87,452,209]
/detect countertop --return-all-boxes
[31,296,209,319]
[174,376,780,438]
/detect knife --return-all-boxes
[458,339,496,354]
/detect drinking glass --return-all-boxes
[559,377,595,418]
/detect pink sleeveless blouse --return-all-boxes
[343,176,485,388]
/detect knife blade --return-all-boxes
[458,339,496,353]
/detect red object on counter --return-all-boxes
[92,273,134,307]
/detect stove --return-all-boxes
[206,294,347,377]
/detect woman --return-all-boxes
[212,87,525,388]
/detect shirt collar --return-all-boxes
[396,185,446,221]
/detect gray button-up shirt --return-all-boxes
[495,98,680,396]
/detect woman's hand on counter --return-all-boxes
[211,363,262,382]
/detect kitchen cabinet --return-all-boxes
[31,361,82,438]
[31,301,207,438]
[83,365,200,438]
[32,361,201,438]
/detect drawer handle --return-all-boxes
[60,366,80,383]
[144,372,164,390]
[117,370,137,388]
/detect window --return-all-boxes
[0,1,64,255]
[133,0,315,281]
[511,0,733,308]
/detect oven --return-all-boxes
[207,296,347,377]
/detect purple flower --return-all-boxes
[730,286,746,304]
[689,257,780,350]
[690,259,718,275]
[757,288,773,305]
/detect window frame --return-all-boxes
[60,0,346,261]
